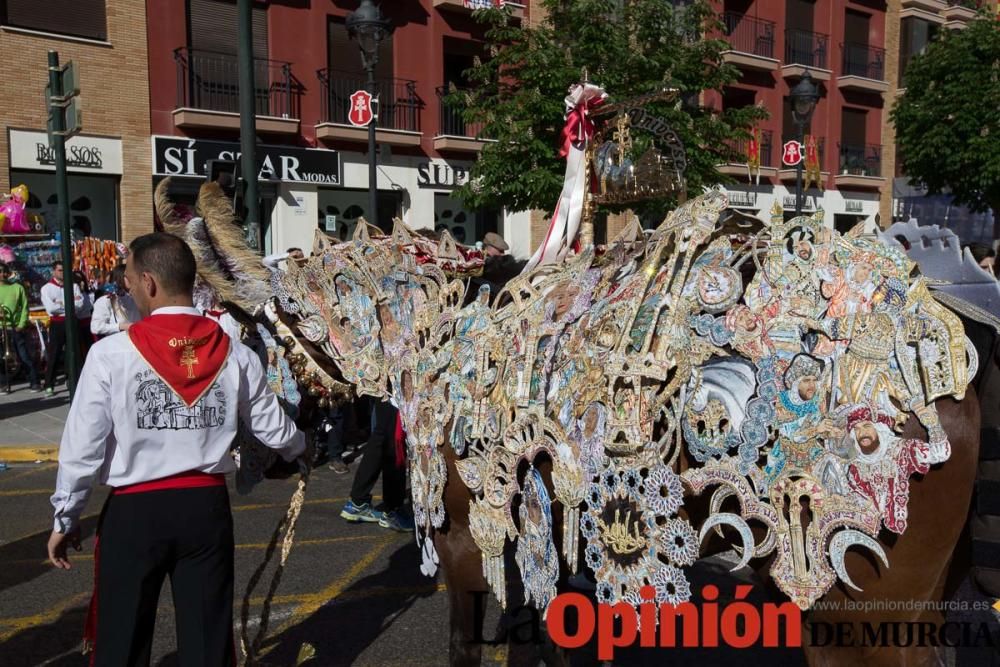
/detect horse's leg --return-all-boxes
[803,394,980,667]
[436,446,489,667]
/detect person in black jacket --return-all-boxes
[466,232,525,305]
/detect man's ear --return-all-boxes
[144,273,157,299]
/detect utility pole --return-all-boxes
[46,50,80,397]
[237,0,260,251]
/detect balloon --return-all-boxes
[0,184,31,234]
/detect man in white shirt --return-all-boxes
[90,265,141,338]
[48,233,305,665]
[40,260,85,395]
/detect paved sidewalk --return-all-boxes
[0,381,70,462]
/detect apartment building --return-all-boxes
[706,0,983,233]
[0,0,153,241]
[146,0,533,257]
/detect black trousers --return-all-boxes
[44,319,66,390]
[93,485,235,667]
[350,400,405,510]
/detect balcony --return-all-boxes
[721,13,779,72]
[837,43,889,93]
[782,28,831,80]
[717,129,776,179]
[945,0,979,20]
[173,48,300,134]
[835,143,885,188]
[778,136,827,182]
[433,0,524,21]
[315,69,422,147]
[944,0,978,28]
[901,0,948,12]
[433,87,494,153]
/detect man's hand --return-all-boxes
[47,527,82,569]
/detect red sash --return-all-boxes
[127,313,230,407]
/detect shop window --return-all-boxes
[317,188,401,239]
[12,170,120,241]
[1,0,107,41]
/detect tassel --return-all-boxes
[394,414,406,467]
[563,506,580,574]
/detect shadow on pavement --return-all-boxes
[260,538,434,666]
[0,602,88,667]
[0,516,99,594]
[0,394,70,421]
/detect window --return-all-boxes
[328,17,393,80]
[188,0,268,57]
[722,86,756,111]
[1,0,107,41]
[899,17,938,84]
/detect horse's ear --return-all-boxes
[392,217,414,246]
[313,229,333,255]
[353,217,372,243]
[437,228,461,260]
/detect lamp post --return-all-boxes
[789,71,820,216]
[346,0,393,230]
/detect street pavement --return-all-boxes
[0,381,997,666]
[0,381,70,460]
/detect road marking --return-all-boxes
[0,487,53,497]
[256,533,403,655]
[2,462,57,481]
[232,495,381,512]
[8,534,380,566]
[246,582,448,606]
[0,591,90,641]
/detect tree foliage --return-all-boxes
[891,15,1000,219]
[451,0,767,216]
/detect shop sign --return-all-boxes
[417,161,470,189]
[152,136,342,185]
[845,200,864,213]
[8,129,123,175]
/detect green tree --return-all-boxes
[891,15,1000,228]
[450,0,768,217]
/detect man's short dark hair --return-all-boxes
[129,233,197,296]
[286,247,302,253]
[53,260,63,271]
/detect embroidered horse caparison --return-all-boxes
[264,191,973,613]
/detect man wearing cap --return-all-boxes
[48,233,305,665]
[469,232,525,304]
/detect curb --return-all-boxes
[0,447,59,462]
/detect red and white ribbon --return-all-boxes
[523,82,607,272]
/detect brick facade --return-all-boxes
[0,0,152,242]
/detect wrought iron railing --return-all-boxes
[722,13,775,59]
[785,28,828,69]
[436,86,488,139]
[174,47,297,118]
[841,42,886,80]
[838,143,882,177]
[725,129,773,167]
[317,69,420,132]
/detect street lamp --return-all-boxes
[789,70,820,216]
[346,0,393,230]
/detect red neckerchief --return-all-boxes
[49,278,62,287]
[127,313,230,407]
